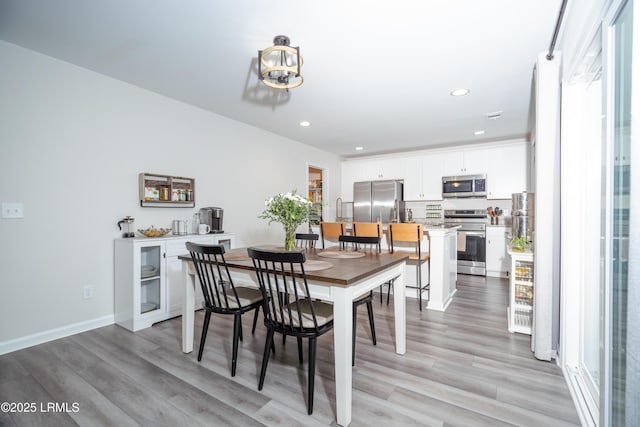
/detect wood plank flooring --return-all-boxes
[0,275,581,426]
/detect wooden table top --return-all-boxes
[179,246,408,286]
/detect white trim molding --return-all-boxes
[0,315,115,355]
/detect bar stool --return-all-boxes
[387,223,430,311]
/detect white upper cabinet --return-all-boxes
[404,155,444,200]
[341,141,529,202]
[341,157,406,200]
[440,148,489,176]
[402,156,425,200]
[341,160,370,200]
[485,142,528,199]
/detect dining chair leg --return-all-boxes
[231,313,242,377]
[197,310,212,362]
[297,337,304,364]
[366,300,376,345]
[386,279,393,306]
[251,306,260,334]
[258,328,275,390]
[308,337,317,415]
[417,265,423,312]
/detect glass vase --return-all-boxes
[284,225,296,251]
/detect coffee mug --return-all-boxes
[198,224,211,235]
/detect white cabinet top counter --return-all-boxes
[115,233,235,242]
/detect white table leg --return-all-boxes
[393,265,407,354]
[332,285,353,427]
[182,261,195,353]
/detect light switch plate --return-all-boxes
[1,202,24,218]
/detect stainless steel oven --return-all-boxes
[444,209,486,276]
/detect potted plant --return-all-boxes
[259,190,318,251]
[510,236,528,252]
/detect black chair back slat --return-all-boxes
[247,247,325,335]
[187,242,241,312]
[338,235,381,252]
[295,233,319,249]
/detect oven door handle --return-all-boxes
[458,231,485,236]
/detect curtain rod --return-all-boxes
[547,0,569,60]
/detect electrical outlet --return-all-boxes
[1,202,24,218]
[83,285,94,299]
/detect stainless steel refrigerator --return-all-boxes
[353,180,405,223]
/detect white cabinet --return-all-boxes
[404,155,444,201]
[166,234,234,317]
[486,226,509,277]
[115,233,235,331]
[401,156,424,200]
[341,160,372,200]
[341,157,405,200]
[420,154,445,200]
[440,149,489,176]
[115,238,168,332]
[507,250,534,335]
[486,142,528,199]
[341,141,529,202]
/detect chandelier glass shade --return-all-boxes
[258,35,303,89]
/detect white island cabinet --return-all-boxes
[424,225,458,311]
[115,233,235,331]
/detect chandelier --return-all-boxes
[258,35,304,90]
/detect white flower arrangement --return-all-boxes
[259,190,317,250]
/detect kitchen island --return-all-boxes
[423,224,459,311]
[317,222,459,311]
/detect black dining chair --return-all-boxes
[295,232,319,250]
[248,247,334,415]
[352,222,396,304]
[186,242,263,376]
[338,235,378,365]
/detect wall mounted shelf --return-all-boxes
[138,173,195,207]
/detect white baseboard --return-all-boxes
[0,314,115,355]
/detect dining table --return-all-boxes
[179,246,408,426]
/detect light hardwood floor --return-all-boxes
[0,275,581,426]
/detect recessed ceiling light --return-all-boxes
[474,130,485,136]
[299,121,311,127]
[355,146,364,151]
[450,88,470,97]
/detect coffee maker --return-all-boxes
[199,207,224,233]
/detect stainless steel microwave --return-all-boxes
[442,174,487,198]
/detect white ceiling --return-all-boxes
[0,0,562,158]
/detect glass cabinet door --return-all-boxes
[140,244,162,314]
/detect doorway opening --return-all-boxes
[307,166,324,226]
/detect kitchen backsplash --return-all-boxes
[404,198,512,222]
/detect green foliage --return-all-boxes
[510,236,528,251]
[259,190,317,230]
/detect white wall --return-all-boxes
[0,41,341,348]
